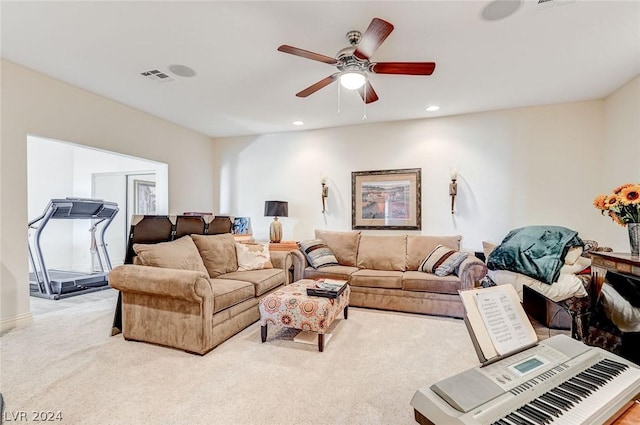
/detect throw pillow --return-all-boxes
[486,269,588,302]
[133,236,208,274]
[564,246,583,265]
[298,239,338,269]
[435,252,468,277]
[406,235,462,270]
[419,244,468,276]
[559,256,591,275]
[235,242,273,272]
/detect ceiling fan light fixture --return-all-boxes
[339,71,366,90]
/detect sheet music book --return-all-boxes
[459,285,538,365]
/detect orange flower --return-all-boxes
[613,183,634,194]
[605,195,619,208]
[594,183,640,227]
[593,194,607,210]
[620,185,640,205]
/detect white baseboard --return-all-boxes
[1,312,33,333]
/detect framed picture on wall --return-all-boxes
[232,217,252,235]
[133,180,156,215]
[351,168,421,230]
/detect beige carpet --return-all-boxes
[1,296,479,425]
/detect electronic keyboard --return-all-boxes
[411,335,640,425]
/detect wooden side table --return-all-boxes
[590,251,640,364]
[267,241,298,283]
[591,252,640,277]
[268,241,298,252]
[591,252,640,298]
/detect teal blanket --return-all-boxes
[487,226,583,284]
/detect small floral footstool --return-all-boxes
[259,279,350,352]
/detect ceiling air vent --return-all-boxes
[140,69,175,83]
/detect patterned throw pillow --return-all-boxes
[419,244,468,277]
[235,243,273,272]
[298,239,338,269]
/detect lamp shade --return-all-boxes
[264,201,288,217]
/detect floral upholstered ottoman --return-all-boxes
[259,279,350,352]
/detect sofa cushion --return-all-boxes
[133,235,208,274]
[235,242,273,271]
[191,233,238,278]
[315,230,361,267]
[419,245,467,276]
[402,271,462,295]
[406,235,462,271]
[218,269,285,297]
[350,269,403,289]
[303,265,359,281]
[356,235,407,271]
[211,279,255,313]
[298,239,338,269]
[564,246,583,265]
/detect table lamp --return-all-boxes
[264,201,288,243]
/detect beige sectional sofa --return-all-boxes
[291,230,487,318]
[109,233,291,355]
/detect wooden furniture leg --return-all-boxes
[318,333,324,352]
[344,305,349,319]
[261,325,267,343]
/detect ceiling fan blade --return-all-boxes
[370,62,436,75]
[295,73,339,97]
[277,45,338,65]
[353,18,394,60]
[358,81,379,104]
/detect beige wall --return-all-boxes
[602,75,640,250]
[1,60,216,330]
[214,75,639,252]
[214,101,606,249]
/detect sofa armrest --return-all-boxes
[290,249,309,282]
[270,251,293,284]
[109,265,212,302]
[457,256,488,291]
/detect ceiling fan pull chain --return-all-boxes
[337,80,342,115]
[362,83,368,120]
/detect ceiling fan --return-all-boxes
[277,18,436,104]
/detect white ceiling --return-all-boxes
[2,1,639,138]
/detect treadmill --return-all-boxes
[28,198,119,299]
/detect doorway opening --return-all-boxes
[27,135,168,307]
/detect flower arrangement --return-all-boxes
[593,183,640,226]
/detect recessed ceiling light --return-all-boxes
[426,105,440,112]
[480,0,522,22]
[168,64,196,78]
[292,121,304,126]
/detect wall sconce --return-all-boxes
[321,177,329,213]
[449,168,458,214]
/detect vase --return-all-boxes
[629,223,640,257]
